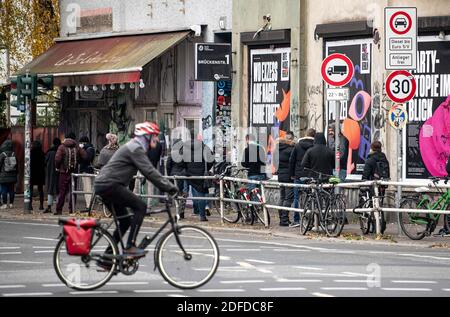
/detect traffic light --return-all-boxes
[10,76,24,110]
[38,75,54,91]
[10,74,38,111]
[20,74,38,100]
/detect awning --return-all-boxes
[18,30,191,86]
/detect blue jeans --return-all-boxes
[1,183,15,205]
[293,179,306,223]
[247,175,266,191]
[191,187,208,218]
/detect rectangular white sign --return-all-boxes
[385,7,417,70]
[326,88,349,101]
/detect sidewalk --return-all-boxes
[1,204,450,249]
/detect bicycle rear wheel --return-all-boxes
[213,191,241,223]
[53,227,118,291]
[324,194,346,237]
[399,198,430,240]
[157,225,219,289]
[300,196,313,235]
[358,199,372,235]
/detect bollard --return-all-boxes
[260,182,269,228]
[373,181,381,236]
[219,179,225,224]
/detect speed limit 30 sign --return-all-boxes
[385,70,417,103]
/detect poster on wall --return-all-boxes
[403,36,450,180]
[249,47,291,160]
[325,39,373,176]
[215,80,232,148]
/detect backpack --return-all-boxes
[2,152,17,172]
[64,147,78,173]
[374,159,390,180]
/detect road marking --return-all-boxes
[276,278,322,283]
[32,246,54,249]
[0,285,26,289]
[391,280,437,284]
[341,272,371,277]
[293,266,324,271]
[260,287,306,291]
[226,249,261,252]
[42,284,65,288]
[312,292,335,297]
[34,250,54,254]
[321,250,356,254]
[321,287,368,291]
[107,282,149,286]
[245,259,274,264]
[236,261,273,274]
[0,252,22,255]
[168,294,189,297]
[368,251,396,255]
[197,289,245,293]
[398,253,450,261]
[442,289,450,292]
[215,237,329,252]
[0,247,20,250]
[300,272,354,277]
[134,290,183,294]
[273,249,310,252]
[333,280,369,283]
[23,237,58,242]
[0,221,58,227]
[3,292,53,297]
[70,291,119,295]
[381,288,432,292]
[220,280,265,284]
[0,260,44,264]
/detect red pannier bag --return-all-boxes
[61,218,98,256]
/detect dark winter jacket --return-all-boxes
[45,145,59,195]
[241,143,267,177]
[30,144,46,186]
[96,146,119,169]
[79,142,95,173]
[182,140,214,193]
[289,137,314,179]
[329,134,349,170]
[0,140,17,184]
[95,139,177,194]
[362,151,390,181]
[167,139,185,176]
[273,139,295,182]
[301,133,335,178]
[55,138,87,174]
[148,141,162,168]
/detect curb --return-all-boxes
[0,212,448,250]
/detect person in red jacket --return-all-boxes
[54,132,87,215]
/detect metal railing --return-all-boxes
[71,173,450,234]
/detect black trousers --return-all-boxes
[279,180,294,224]
[95,184,147,249]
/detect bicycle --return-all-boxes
[353,183,392,235]
[399,177,450,240]
[299,173,346,237]
[53,195,220,291]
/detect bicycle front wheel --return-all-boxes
[53,227,118,291]
[300,196,313,235]
[399,198,430,240]
[324,194,346,237]
[157,225,220,289]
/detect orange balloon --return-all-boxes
[342,118,360,150]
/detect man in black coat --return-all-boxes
[301,133,335,179]
[288,128,315,226]
[273,132,295,226]
[182,139,214,221]
[241,134,267,190]
[362,141,390,181]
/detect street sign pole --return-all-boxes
[24,71,32,212]
[335,100,340,177]
[397,127,403,236]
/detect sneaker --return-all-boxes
[43,207,52,214]
[205,207,211,217]
[289,221,300,228]
[200,217,208,222]
[8,204,13,209]
[0,205,7,210]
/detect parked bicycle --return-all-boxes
[299,171,346,237]
[53,195,220,291]
[353,183,392,235]
[399,177,450,240]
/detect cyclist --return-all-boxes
[94,122,179,257]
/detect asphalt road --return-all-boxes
[1,218,450,297]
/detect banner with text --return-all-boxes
[404,37,450,179]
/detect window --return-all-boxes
[145,109,157,123]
